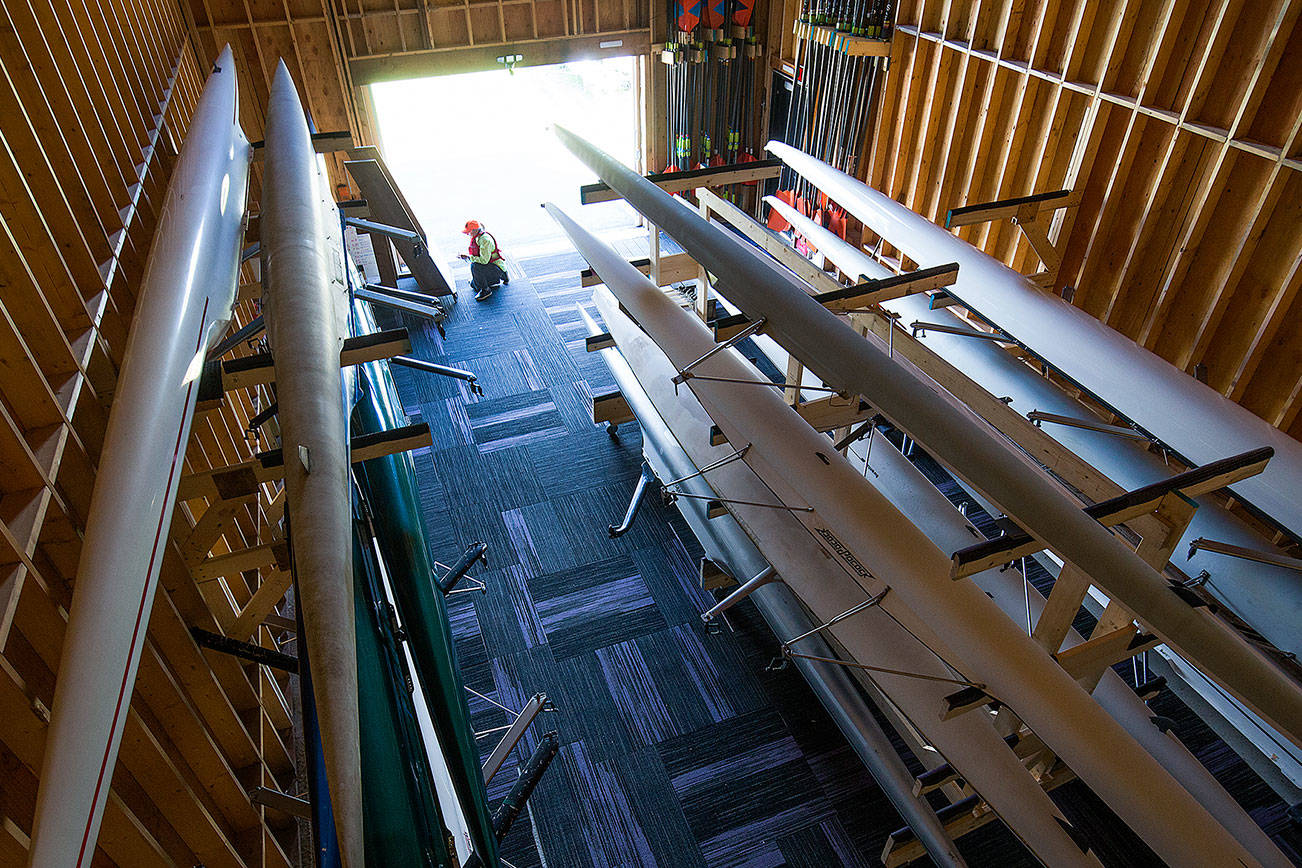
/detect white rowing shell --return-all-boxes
[30,45,251,868]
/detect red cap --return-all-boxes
[463,219,482,234]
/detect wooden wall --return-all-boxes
[0,0,297,865]
[182,0,656,168]
[858,0,1302,441]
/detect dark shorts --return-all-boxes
[470,260,507,291]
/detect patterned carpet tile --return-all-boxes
[445,349,547,404]
[661,708,836,864]
[777,819,871,868]
[529,555,667,659]
[630,535,718,627]
[560,740,660,868]
[525,428,646,499]
[470,562,547,656]
[595,637,679,746]
[465,388,567,454]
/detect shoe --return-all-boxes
[502,275,510,284]
[475,287,492,301]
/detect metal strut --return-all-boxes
[1027,410,1152,443]
[609,462,656,537]
[481,693,549,784]
[780,589,890,651]
[190,627,298,672]
[661,443,751,488]
[910,320,1016,344]
[781,652,988,690]
[674,371,849,396]
[701,566,778,623]
[390,355,483,396]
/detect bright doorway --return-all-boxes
[369,56,643,256]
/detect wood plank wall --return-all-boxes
[184,0,654,157]
[0,1,298,865]
[852,0,1302,441]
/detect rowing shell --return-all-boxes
[766,140,1302,544]
[262,61,362,865]
[30,45,250,868]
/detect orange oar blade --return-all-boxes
[831,209,848,239]
[767,189,795,231]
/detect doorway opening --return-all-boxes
[369,56,643,258]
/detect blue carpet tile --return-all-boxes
[368,235,1302,867]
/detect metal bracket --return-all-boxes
[435,541,489,593]
[701,566,777,623]
[345,216,423,247]
[191,627,298,672]
[1027,410,1152,443]
[610,463,657,537]
[355,286,446,326]
[248,786,311,819]
[391,355,482,395]
[481,693,549,785]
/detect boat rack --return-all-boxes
[556,129,1301,868]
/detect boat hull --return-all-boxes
[350,299,499,866]
[262,62,361,865]
[29,45,250,868]
[773,198,1302,853]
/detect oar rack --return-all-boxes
[793,22,892,56]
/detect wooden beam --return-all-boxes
[592,390,635,426]
[794,395,874,433]
[585,332,616,352]
[813,263,960,311]
[884,766,1076,867]
[204,328,412,393]
[580,252,698,286]
[699,187,843,295]
[251,129,355,157]
[192,540,291,584]
[229,570,295,642]
[711,264,959,339]
[945,188,1080,228]
[179,423,434,502]
[176,496,258,563]
[1054,628,1160,682]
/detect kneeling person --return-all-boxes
[460,219,509,300]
